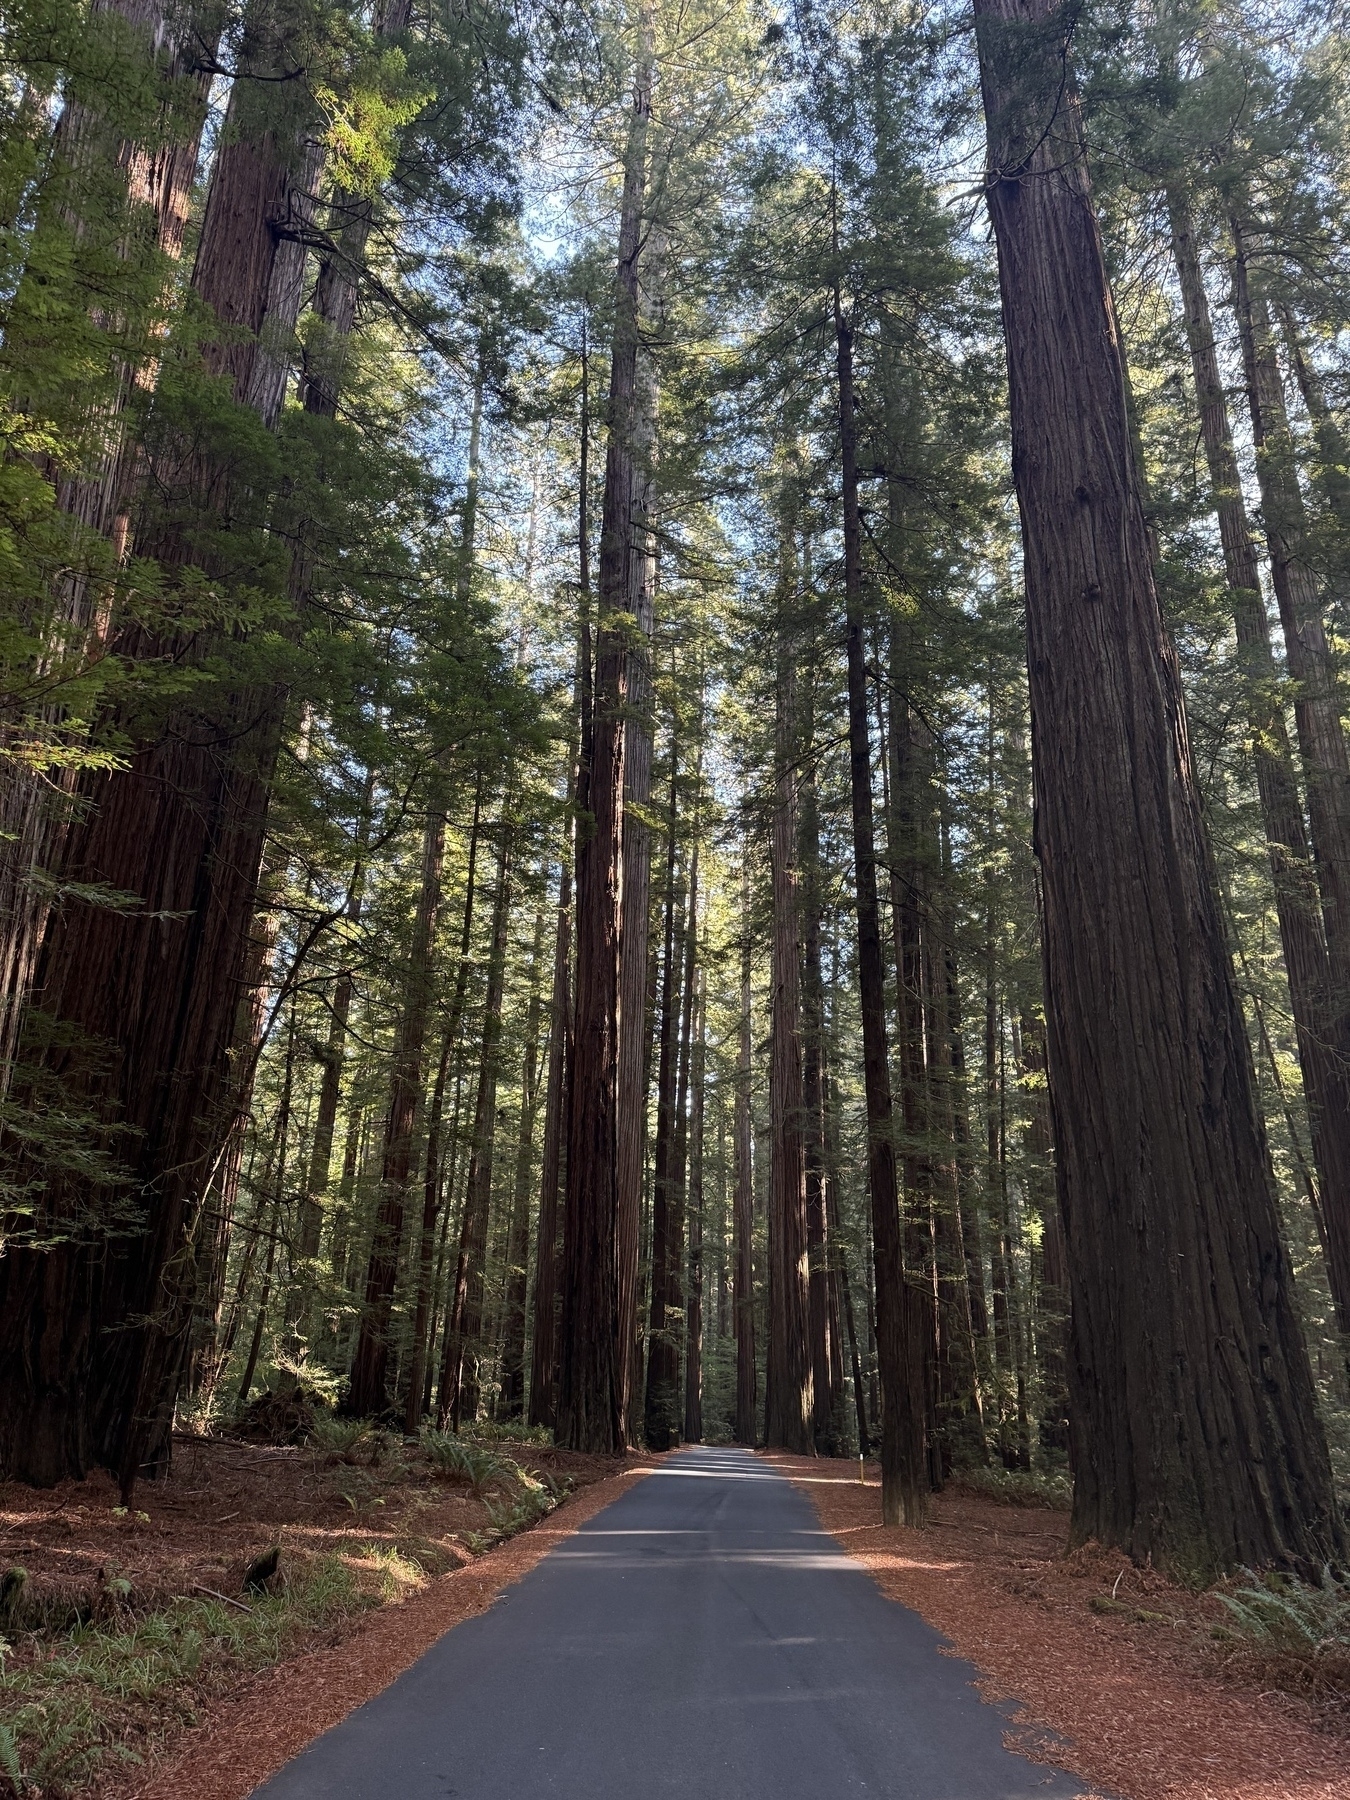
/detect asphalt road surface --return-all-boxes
[253,1445,1087,1799]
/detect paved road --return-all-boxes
[254,1446,1086,1799]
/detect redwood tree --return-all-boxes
[972,0,1341,1574]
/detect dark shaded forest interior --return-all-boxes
[3,0,1350,1761]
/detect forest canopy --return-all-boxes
[1,0,1348,1583]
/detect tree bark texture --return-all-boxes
[973,0,1340,1573]
[0,0,219,1097]
[556,27,651,1454]
[0,4,335,1487]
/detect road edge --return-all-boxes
[123,1461,653,1800]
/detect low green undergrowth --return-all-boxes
[0,1554,370,1798]
[419,1430,513,1494]
[1210,1567,1350,1710]
[952,1465,1073,1511]
[461,1421,553,1448]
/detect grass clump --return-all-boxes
[0,1555,368,1797]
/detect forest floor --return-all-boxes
[774,1452,1350,1800]
[0,1429,646,1798]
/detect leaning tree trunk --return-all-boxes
[555,24,652,1455]
[835,276,929,1526]
[973,0,1340,1574]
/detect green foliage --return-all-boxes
[953,1467,1073,1512]
[419,1432,512,1495]
[307,1415,374,1461]
[0,1556,367,1797]
[1218,1568,1350,1651]
[1211,1568,1350,1704]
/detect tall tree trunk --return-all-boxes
[883,624,941,1485]
[766,555,813,1454]
[530,386,590,1432]
[801,736,844,1455]
[500,910,546,1419]
[1168,195,1350,1336]
[530,853,572,1431]
[0,0,218,1098]
[644,758,683,1450]
[684,966,705,1444]
[0,18,329,1486]
[347,807,446,1415]
[440,820,512,1428]
[1228,217,1350,1333]
[664,832,698,1439]
[973,0,1339,1573]
[556,24,652,1455]
[615,301,660,1440]
[835,271,928,1525]
[402,777,483,1431]
[733,857,757,1445]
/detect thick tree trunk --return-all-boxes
[0,3,333,1488]
[555,27,652,1455]
[0,0,219,1096]
[835,277,929,1526]
[973,0,1340,1573]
